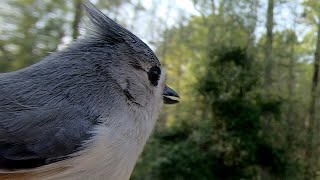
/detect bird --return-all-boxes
[0,1,179,180]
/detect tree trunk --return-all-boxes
[260,1,274,179]
[286,32,296,150]
[305,21,320,180]
[72,0,82,40]
[245,1,258,57]
[261,0,274,136]
[264,0,274,90]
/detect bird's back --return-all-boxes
[0,55,103,170]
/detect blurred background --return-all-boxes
[0,0,320,179]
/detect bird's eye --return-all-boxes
[148,66,161,86]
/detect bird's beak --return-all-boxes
[163,85,180,104]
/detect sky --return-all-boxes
[0,0,311,51]
[120,0,199,44]
[131,0,308,43]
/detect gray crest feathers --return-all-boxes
[82,1,137,44]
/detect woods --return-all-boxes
[1,0,320,179]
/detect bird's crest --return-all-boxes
[82,1,137,44]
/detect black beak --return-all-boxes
[163,85,180,104]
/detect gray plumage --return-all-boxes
[0,1,178,179]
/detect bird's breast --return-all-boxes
[0,104,158,180]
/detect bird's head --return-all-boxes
[78,2,179,111]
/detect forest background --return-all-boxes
[1,0,320,179]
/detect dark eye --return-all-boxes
[148,66,161,86]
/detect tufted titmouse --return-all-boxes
[0,1,179,180]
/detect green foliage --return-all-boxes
[199,47,286,178]
[133,10,306,176]
[133,46,302,179]
[200,47,259,100]
[0,0,68,72]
